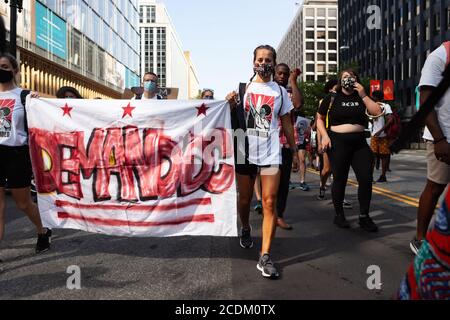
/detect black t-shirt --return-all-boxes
[318,91,367,127]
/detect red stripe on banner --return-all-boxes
[55,198,212,212]
[57,212,215,227]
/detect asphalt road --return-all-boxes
[0,149,438,300]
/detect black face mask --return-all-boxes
[0,69,14,83]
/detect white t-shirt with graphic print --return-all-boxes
[419,44,450,143]
[243,81,293,166]
[0,87,28,146]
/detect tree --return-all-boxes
[298,81,326,118]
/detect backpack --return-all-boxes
[20,89,30,135]
[386,111,401,140]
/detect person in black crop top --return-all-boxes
[316,69,383,232]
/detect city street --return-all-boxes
[0,149,436,300]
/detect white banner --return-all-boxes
[26,98,237,237]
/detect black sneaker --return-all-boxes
[334,215,350,228]
[317,187,326,200]
[239,227,253,249]
[410,238,424,255]
[257,254,279,279]
[377,175,387,183]
[35,228,52,253]
[359,216,378,233]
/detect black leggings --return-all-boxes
[328,131,373,217]
[277,147,293,218]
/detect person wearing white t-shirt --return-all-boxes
[412,42,450,255]
[0,53,51,253]
[226,45,299,279]
[370,91,394,183]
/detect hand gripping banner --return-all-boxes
[26,98,237,237]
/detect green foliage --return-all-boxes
[298,81,325,118]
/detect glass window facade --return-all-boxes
[37,0,140,88]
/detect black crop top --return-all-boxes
[318,91,368,127]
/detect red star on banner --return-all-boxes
[61,103,73,117]
[122,103,136,118]
[196,103,209,117]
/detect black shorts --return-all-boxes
[235,163,281,177]
[297,143,307,150]
[0,145,32,189]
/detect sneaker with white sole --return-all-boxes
[257,253,279,279]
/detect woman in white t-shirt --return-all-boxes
[226,45,299,279]
[0,53,51,253]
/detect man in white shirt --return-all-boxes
[370,91,393,183]
[412,42,450,255]
[134,72,163,100]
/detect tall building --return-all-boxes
[139,0,199,99]
[184,51,200,99]
[0,0,141,98]
[339,0,450,118]
[278,0,338,82]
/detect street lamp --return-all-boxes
[4,0,23,58]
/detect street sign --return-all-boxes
[370,80,381,96]
[383,80,395,100]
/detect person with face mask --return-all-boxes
[226,45,300,279]
[201,89,214,100]
[316,69,383,232]
[0,53,51,253]
[135,72,163,100]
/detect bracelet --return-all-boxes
[433,136,447,144]
[360,94,367,100]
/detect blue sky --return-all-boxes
[160,0,302,99]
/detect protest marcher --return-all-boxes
[56,86,83,99]
[274,63,303,229]
[134,72,163,100]
[316,80,353,208]
[201,89,214,100]
[369,90,393,183]
[316,69,383,232]
[317,79,337,200]
[398,185,450,300]
[294,111,310,192]
[226,45,299,278]
[0,53,51,253]
[411,41,450,255]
